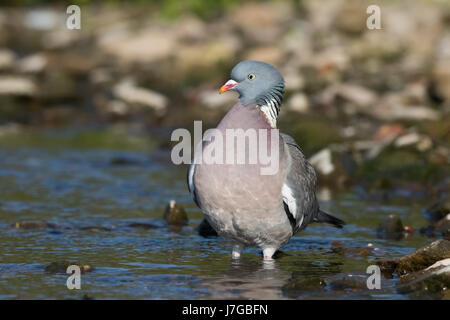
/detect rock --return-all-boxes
[197,218,218,237]
[327,274,371,291]
[373,94,439,121]
[245,46,283,66]
[99,26,176,64]
[230,2,292,44]
[317,84,377,115]
[176,38,239,76]
[0,49,15,70]
[374,124,406,142]
[45,261,93,274]
[377,214,405,240]
[128,222,158,230]
[113,79,168,116]
[38,69,77,100]
[377,259,399,275]
[396,240,450,274]
[24,9,61,30]
[109,156,140,166]
[333,246,374,258]
[397,258,450,297]
[12,221,55,230]
[282,277,327,297]
[286,93,309,113]
[16,53,47,73]
[424,199,450,223]
[394,132,433,151]
[394,133,421,148]
[0,76,36,96]
[335,2,367,35]
[309,148,334,175]
[283,70,304,92]
[434,214,450,235]
[163,200,188,226]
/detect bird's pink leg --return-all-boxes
[231,245,242,259]
[263,248,276,260]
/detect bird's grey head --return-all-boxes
[219,61,285,127]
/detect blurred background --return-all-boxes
[0,0,448,192]
[0,0,449,299]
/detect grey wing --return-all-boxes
[281,133,320,234]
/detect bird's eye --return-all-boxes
[248,73,256,80]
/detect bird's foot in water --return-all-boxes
[262,248,277,260]
[231,245,242,259]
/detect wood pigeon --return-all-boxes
[188,61,344,260]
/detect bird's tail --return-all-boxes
[314,210,345,229]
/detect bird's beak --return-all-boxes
[219,79,238,94]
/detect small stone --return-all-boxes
[45,261,93,274]
[283,70,304,92]
[163,200,188,226]
[395,133,421,148]
[0,76,36,96]
[286,93,309,113]
[424,199,450,223]
[309,148,334,176]
[128,223,158,230]
[0,49,15,70]
[197,218,218,237]
[16,53,47,73]
[374,124,406,142]
[377,214,404,240]
[434,214,450,236]
[377,259,399,275]
[13,221,54,229]
[404,225,414,234]
[113,79,168,116]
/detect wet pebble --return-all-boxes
[376,214,404,240]
[163,200,188,226]
[127,222,158,230]
[12,221,57,230]
[45,261,93,274]
[424,199,450,223]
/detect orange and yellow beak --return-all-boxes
[219,79,238,94]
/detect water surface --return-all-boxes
[0,128,433,299]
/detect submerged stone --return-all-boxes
[282,277,327,297]
[13,221,57,230]
[45,261,92,274]
[128,222,158,230]
[376,214,404,240]
[163,200,188,226]
[424,199,450,223]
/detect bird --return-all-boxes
[188,60,344,260]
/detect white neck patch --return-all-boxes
[259,98,279,128]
